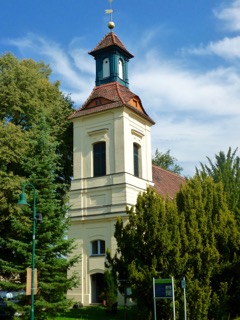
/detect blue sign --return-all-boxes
[155,279,173,299]
[153,277,176,320]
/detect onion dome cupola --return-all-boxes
[89,32,134,88]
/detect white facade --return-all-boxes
[68,105,153,305]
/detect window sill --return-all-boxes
[90,254,105,257]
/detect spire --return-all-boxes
[88,1,133,87]
[105,0,115,31]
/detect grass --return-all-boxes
[54,305,137,320]
[54,306,240,320]
[54,312,240,320]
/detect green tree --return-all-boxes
[100,270,117,307]
[108,178,240,320]
[196,147,240,316]
[0,53,79,319]
[152,149,183,174]
[196,147,240,222]
[107,188,183,320]
[176,177,240,319]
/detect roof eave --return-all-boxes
[69,103,155,125]
[88,45,134,59]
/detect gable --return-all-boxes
[128,97,145,113]
[84,97,112,109]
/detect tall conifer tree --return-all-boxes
[197,147,240,222]
[0,53,78,319]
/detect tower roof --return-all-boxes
[89,32,134,59]
[68,81,154,124]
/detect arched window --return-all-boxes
[93,141,106,177]
[91,240,105,256]
[103,58,110,78]
[133,143,141,177]
[118,59,123,79]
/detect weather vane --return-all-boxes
[105,0,115,30]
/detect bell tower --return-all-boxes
[67,19,155,305]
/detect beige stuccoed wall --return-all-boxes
[67,106,153,305]
[68,217,123,305]
[72,107,152,180]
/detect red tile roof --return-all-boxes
[68,82,155,124]
[89,32,134,58]
[152,164,185,199]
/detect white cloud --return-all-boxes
[69,37,95,75]
[208,36,240,59]
[128,18,240,175]
[70,48,94,74]
[4,1,240,176]
[214,0,240,31]
[131,51,240,117]
[181,1,240,61]
[185,36,240,60]
[6,34,94,104]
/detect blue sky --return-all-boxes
[1,0,240,176]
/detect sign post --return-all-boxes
[181,277,187,320]
[153,277,176,320]
[26,268,38,295]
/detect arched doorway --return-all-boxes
[91,273,104,303]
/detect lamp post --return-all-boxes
[18,183,36,320]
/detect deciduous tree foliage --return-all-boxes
[152,149,183,175]
[108,177,240,320]
[0,53,79,319]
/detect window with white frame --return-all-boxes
[91,240,105,256]
[103,58,110,78]
[118,58,123,79]
[133,142,142,177]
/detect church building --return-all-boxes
[67,22,184,306]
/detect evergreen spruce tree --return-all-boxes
[0,53,79,319]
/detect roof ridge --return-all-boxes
[115,82,126,105]
[112,32,125,49]
[94,81,117,89]
[111,32,117,46]
[152,164,185,179]
[79,87,95,110]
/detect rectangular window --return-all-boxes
[92,241,98,255]
[133,143,140,177]
[91,240,105,256]
[93,142,106,177]
[100,240,105,254]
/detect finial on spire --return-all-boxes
[105,0,115,30]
